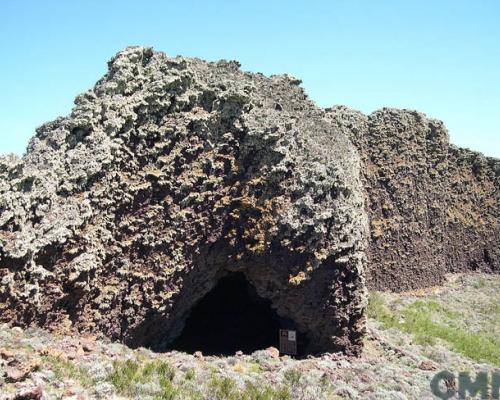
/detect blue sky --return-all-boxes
[1,0,499,157]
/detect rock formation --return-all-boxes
[0,46,498,355]
[444,146,499,274]
[326,106,499,291]
[0,47,368,355]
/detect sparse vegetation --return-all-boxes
[368,287,500,366]
[107,358,177,396]
[105,359,295,399]
[43,355,95,388]
[185,368,196,381]
[207,375,292,400]
[283,368,303,389]
[1,273,498,399]
[107,359,141,394]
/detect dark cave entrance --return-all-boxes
[170,273,287,356]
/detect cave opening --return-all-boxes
[170,272,290,356]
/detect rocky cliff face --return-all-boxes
[326,107,450,290]
[0,46,498,354]
[0,47,368,355]
[326,106,499,291]
[444,146,500,274]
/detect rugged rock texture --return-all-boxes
[0,273,498,400]
[444,146,500,274]
[326,107,449,290]
[0,46,498,354]
[326,106,499,291]
[0,47,368,355]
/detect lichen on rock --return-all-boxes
[0,47,368,355]
[1,46,498,356]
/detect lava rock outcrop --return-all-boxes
[326,106,499,291]
[0,47,368,355]
[1,46,498,354]
[444,146,499,275]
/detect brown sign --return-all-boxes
[279,329,297,355]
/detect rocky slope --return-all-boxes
[0,273,498,400]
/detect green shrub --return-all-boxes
[44,355,95,388]
[108,358,177,396]
[207,375,292,400]
[208,376,238,399]
[242,381,291,400]
[107,359,141,394]
[156,375,180,400]
[184,368,196,381]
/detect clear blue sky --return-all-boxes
[1,0,499,157]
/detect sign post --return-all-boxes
[279,329,297,356]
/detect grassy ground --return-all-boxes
[0,273,499,399]
[367,274,500,366]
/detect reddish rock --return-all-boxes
[5,359,41,383]
[418,360,438,371]
[40,347,67,360]
[80,338,97,353]
[265,347,280,359]
[0,348,14,360]
[62,388,76,397]
[193,351,204,360]
[329,107,500,291]
[13,385,43,400]
[66,346,85,360]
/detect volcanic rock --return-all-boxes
[0,46,498,354]
[326,106,499,291]
[0,47,367,355]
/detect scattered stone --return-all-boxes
[62,388,75,397]
[265,347,280,359]
[0,348,14,360]
[12,386,43,400]
[66,346,85,360]
[80,338,97,353]
[40,348,67,360]
[5,366,27,383]
[418,360,438,371]
[4,359,41,383]
[11,328,23,335]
